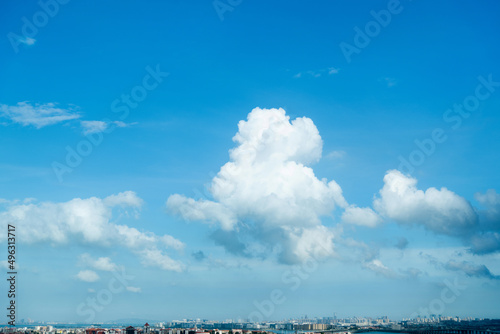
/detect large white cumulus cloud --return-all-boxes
[374,170,477,235]
[166,107,496,273]
[167,108,349,264]
[0,191,184,272]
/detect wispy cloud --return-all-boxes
[443,260,499,280]
[0,102,136,134]
[328,67,339,75]
[17,36,36,47]
[75,270,100,282]
[80,120,108,135]
[81,120,136,135]
[423,253,499,280]
[79,253,120,272]
[126,286,142,293]
[325,150,346,160]
[380,77,397,87]
[363,259,399,279]
[0,102,80,128]
[294,67,340,79]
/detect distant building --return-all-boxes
[85,329,105,334]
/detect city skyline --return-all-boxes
[1,0,500,324]
[6,314,496,325]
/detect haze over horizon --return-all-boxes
[1,0,500,324]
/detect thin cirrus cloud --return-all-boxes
[80,120,135,135]
[0,101,134,133]
[293,67,339,78]
[0,102,80,128]
[325,150,346,160]
[0,191,185,272]
[80,120,108,134]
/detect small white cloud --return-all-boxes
[0,260,9,269]
[80,120,136,134]
[309,71,321,78]
[294,67,340,79]
[19,36,36,46]
[126,286,142,293]
[76,270,100,282]
[87,288,96,293]
[0,102,80,128]
[103,190,143,208]
[328,67,339,75]
[325,150,346,160]
[81,120,108,135]
[0,260,20,270]
[364,259,399,278]
[113,121,128,127]
[80,254,120,272]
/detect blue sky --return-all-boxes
[1,0,500,324]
